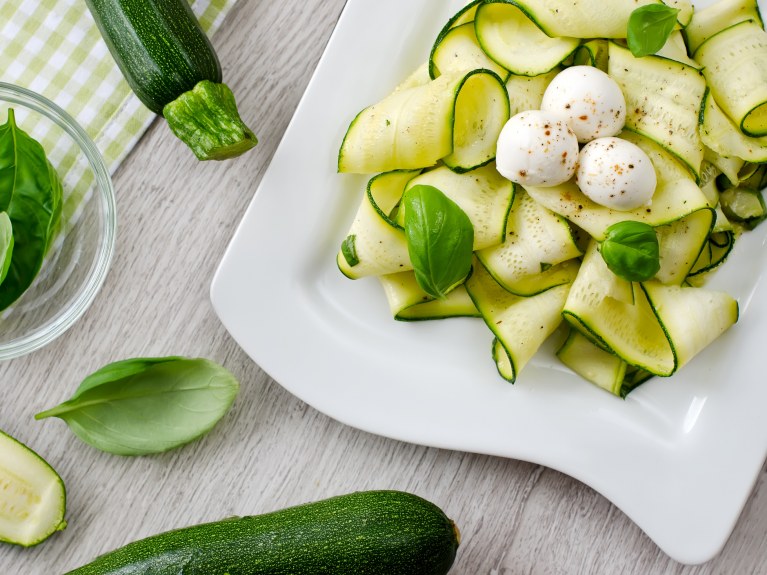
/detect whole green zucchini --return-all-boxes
[65,491,460,575]
[85,0,257,161]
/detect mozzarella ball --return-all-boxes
[576,137,657,211]
[495,110,579,187]
[540,66,626,143]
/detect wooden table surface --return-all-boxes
[2,1,766,573]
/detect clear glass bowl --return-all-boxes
[0,83,116,360]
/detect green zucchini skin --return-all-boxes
[64,491,460,575]
[85,0,222,115]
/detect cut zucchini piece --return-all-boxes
[556,328,627,396]
[466,258,571,384]
[641,281,739,371]
[442,70,510,172]
[475,2,579,76]
[500,0,691,39]
[685,0,762,53]
[609,43,706,180]
[337,170,420,279]
[688,230,735,278]
[700,90,767,163]
[572,39,609,71]
[0,430,66,547]
[695,20,767,137]
[401,164,515,250]
[654,209,714,285]
[563,241,676,376]
[430,23,508,79]
[338,69,509,173]
[655,31,701,69]
[476,190,582,294]
[428,0,483,79]
[720,188,767,228]
[505,69,558,116]
[379,271,479,320]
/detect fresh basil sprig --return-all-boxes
[600,221,660,282]
[403,184,474,299]
[0,109,63,309]
[35,357,240,456]
[0,212,13,284]
[627,4,680,57]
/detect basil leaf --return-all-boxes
[0,212,13,284]
[403,184,474,299]
[627,5,680,57]
[341,234,360,267]
[35,357,240,456]
[600,221,660,282]
[0,109,63,309]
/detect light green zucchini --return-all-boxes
[0,429,66,547]
[428,0,483,79]
[505,69,558,116]
[400,164,515,250]
[338,69,508,173]
[608,42,706,180]
[430,23,508,79]
[695,19,767,137]
[563,241,675,376]
[475,2,579,76]
[379,272,479,320]
[466,257,573,384]
[556,328,627,396]
[685,0,763,54]
[486,0,691,39]
[337,170,419,279]
[700,90,767,163]
[572,39,609,70]
[476,190,582,295]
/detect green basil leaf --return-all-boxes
[627,4,680,57]
[403,184,474,299]
[341,234,360,267]
[35,357,240,456]
[0,109,63,310]
[600,221,660,282]
[0,212,13,284]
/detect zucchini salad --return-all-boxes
[335,0,767,398]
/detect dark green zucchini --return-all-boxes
[64,491,460,575]
[85,0,257,161]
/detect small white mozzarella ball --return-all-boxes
[495,110,579,187]
[540,66,626,143]
[576,137,657,211]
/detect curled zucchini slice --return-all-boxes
[476,190,582,295]
[685,0,762,53]
[494,0,691,39]
[378,271,479,321]
[700,90,767,163]
[608,42,706,180]
[430,23,508,79]
[466,257,574,384]
[338,69,509,174]
[475,2,579,76]
[695,20,767,137]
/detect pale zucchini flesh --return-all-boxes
[475,2,579,76]
[466,258,572,383]
[608,43,706,180]
[685,0,763,53]
[700,90,767,163]
[430,23,508,79]
[695,20,767,137]
[556,328,627,396]
[0,430,66,547]
[400,164,515,250]
[378,271,479,320]
[337,170,419,279]
[505,0,691,39]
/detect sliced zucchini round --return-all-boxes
[0,430,66,547]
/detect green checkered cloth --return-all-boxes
[0,0,236,222]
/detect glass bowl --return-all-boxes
[0,83,116,360]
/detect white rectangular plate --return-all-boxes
[211,0,767,564]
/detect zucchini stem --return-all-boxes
[163,80,257,161]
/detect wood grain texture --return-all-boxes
[1,0,766,573]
